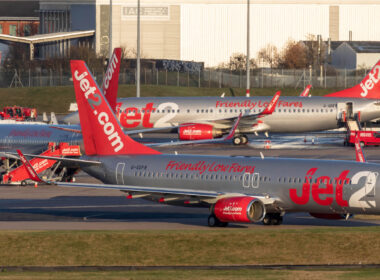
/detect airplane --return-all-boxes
[0,48,121,157]
[63,60,380,145]
[17,59,380,227]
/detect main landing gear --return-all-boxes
[233,135,248,145]
[262,213,283,225]
[208,214,229,227]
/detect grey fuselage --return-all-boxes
[64,96,380,133]
[82,154,380,215]
[0,123,82,154]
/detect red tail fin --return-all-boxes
[325,60,380,99]
[259,91,281,116]
[102,48,121,112]
[300,84,312,97]
[354,134,366,163]
[70,60,161,156]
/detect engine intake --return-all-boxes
[213,196,266,223]
[179,124,222,140]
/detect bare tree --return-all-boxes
[280,40,308,69]
[226,53,257,71]
[257,44,280,68]
[303,34,327,68]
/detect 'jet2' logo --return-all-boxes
[74,70,124,153]
[360,65,380,97]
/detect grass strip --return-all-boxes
[0,228,379,266]
[0,85,344,114]
[0,269,380,280]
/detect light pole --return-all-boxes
[109,0,112,60]
[246,0,250,97]
[136,0,141,97]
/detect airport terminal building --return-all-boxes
[2,0,380,67]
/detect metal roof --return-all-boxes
[0,30,95,44]
[343,41,380,53]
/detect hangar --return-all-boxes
[1,0,380,67]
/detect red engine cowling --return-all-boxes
[179,124,222,140]
[309,213,345,220]
[213,196,266,223]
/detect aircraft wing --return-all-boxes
[147,113,241,147]
[17,149,279,206]
[203,91,280,131]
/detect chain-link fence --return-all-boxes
[0,67,369,89]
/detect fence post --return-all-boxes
[344,68,347,88]
[177,70,179,86]
[209,69,211,88]
[239,69,241,88]
[59,67,62,86]
[165,70,168,85]
[187,71,189,87]
[261,68,264,88]
[144,68,147,84]
[156,68,159,85]
[28,68,31,87]
[198,69,201,88]
[219,71,222,88]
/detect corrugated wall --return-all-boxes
[181,4,330,67]
[339,5,380,41]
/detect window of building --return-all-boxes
[9,24,17,36]
[24,24,31,36]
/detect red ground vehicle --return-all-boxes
[0,106,37,121]
[346,130,380,147]
[1,142,81,185]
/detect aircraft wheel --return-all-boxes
[360,141,365,147]
[262,213,283,226]
[233,136,242,145]
[20,180,27,187]
[208,215,218,227]
[241,135,248,145]
[208,215,228,227]
[271,215,283,225]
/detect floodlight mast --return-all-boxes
[246,0,250,97]
[109,0,112,61]
[137,0,141,98]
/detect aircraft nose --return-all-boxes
[62,112,80,124]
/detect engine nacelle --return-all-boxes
[309,213,346,220]
[179,124,222,140]
[213,196,266,223]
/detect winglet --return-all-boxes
[354,133,366,163]
[259,91,281,116]
[300,84,312,97]
[224,113,242,140]
[16,150,43,182]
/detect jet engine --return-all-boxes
[212,196,266,223]
[179,124,223,140]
